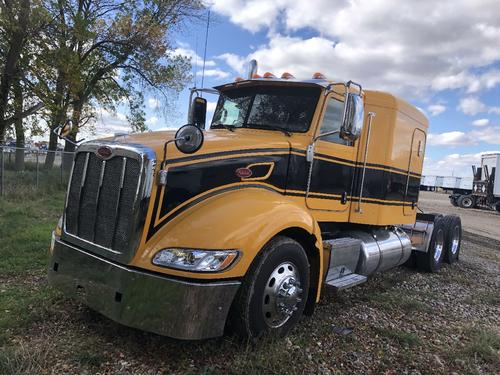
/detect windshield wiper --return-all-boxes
[248,124,291,137]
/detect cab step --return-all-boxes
[326,273,367,290]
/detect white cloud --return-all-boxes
[428,104,446,116]
[206,101,217,112]
[212,0,500,97]
[87,108,130,139]
[472,118,490,127]
[173,41,216,67]
[217,53,247,75]
[148,98,160,109]
[146,116,159,126]
[428,131,472,146]
[428,126,500,146]
[458,96,500,115]
[457,96,487,115]
[196,68,230,80]
[423,151,500,177]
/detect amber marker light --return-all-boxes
[263,72,276,79]
[235,76,244,82]
[312,72,326,79]
[251,73,262,78]
[281,72,295,79]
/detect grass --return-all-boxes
[461,328,500,366]
[0,191,64,275]
[374,327,422,347]
[0,189,65,347]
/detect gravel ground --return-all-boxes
[1,192,499,374]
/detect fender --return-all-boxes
[131,186,324,299]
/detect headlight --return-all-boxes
[152,248,239,272]
[55,216,63,236]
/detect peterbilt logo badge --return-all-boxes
[235,167,252,179]
[97,146,112,158]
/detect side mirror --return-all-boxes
[175,124,204,154]
[190,96,207,128]
[58,120,73,139]
[340,93,364,141]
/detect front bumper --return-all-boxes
[48,237,241,340]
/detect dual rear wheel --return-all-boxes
[416,215,461,272]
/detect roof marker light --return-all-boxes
[252,73,262,79]
[235,77,244,82]
[263,72,276,79]
[281,72,295,79]
[312,72,326,79]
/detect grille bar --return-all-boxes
[62,142,155,263]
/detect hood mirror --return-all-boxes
[53,120,84,146]
[175,124,204,154]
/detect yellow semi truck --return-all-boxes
[48,61,462,340]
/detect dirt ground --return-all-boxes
[1,192,499,374]
[418,191,500,241]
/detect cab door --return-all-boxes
[305,93,358,220]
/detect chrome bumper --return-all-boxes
[48,237,241,340]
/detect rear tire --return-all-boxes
[416,217,446,272]
[495,203,500,213]
[442,215,462,264]
[228,236,310,340]
[457,195,475,209]
[449,196,458,207]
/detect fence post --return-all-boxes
[36,150,39,189]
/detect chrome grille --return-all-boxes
[63,142,155,263]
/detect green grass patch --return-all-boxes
[375,327,422,347]
[461,328,500,366]
[0,283,62,344]
[0,343,50,375]
[0,192,64,275]
[363,290,431,314]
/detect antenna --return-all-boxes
[193,36,198,87]
[200,9,211,93]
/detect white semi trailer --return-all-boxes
[449,153,500,212]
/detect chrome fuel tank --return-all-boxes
[346,227,412,276]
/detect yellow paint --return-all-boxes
[89,81,428,304]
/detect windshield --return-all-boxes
[211,86,321,133]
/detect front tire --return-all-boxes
[228,236,310,340]
[416,217,446,272]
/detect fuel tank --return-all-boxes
[325,227,412,281]
[345,227,412,276]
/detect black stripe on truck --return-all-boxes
[146,151,420,240]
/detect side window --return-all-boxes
[318,98,350,145]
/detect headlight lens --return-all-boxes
[152,248,239,272]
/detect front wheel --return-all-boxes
[228,236,310,339]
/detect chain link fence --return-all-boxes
[0,146,75,199]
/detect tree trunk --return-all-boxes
[45,72,67,169]
[0,0,31,143]
[13,79,24,171]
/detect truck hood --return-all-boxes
[110,129,292,162]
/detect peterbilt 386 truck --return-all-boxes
[48,61,462,340]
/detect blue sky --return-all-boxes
[95,0,500,177]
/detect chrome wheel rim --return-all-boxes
[433,229,444,262]
[462,197,473,207]
[451,226,460,255]
[262,261,303,328]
